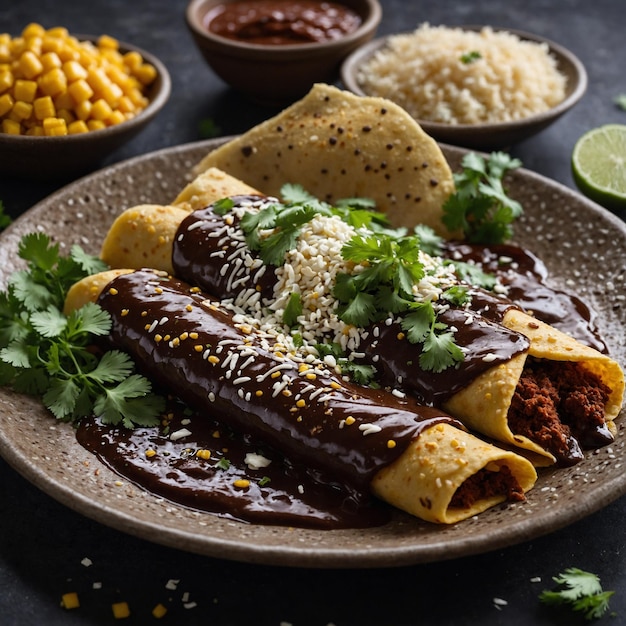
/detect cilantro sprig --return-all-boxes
[334,231,465,373]
[442,151,523,244]
[0,233,164,427]
[239,184,385,266]
[540,568,615,621]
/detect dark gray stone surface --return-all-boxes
[1,1,625,624]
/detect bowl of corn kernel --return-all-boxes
[0,23,171,181]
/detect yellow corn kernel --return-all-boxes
[40,36,63,56]
[0,93,14,117]
[111,601,130,619]
[196,449,211,460]
[43,116,67,136]
[115,95,135,114]
[56,43,78,63]
[22,23,46,39]
[86,67,109,93]
[134,63,157,86]
[74,99,91,120]
[67,119,88,134]
[2,118,20,134]
[123,50,143,71]
[89,98,112,121]
[0,44,10,64]
[98,34,119,50]
[25,125,45,136]
[86,118,106,131]
[108,109,127,125]
[14,78,38,102]
[101,82,123,107]
[233,479,251,489]
[18,50,43,79]
[11,100,32,121]
[62,59,87,82]
[0,69,13,93]
[152,604,167,619]
[57,108,75,124]
[22,36,42,56]
[33,95,55,120]
[145,448,157,458]
[46,26,69,39]
[67,78,93,104]
[53,90,74,110]
[39,67,67,97]
[127,87,147,107]
[40,51,62,71]
[61,592,80,609]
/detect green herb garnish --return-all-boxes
[460,50,482,64]
[216,457,231,470]
[332,230,463,372]
[442,152,523,244]
[258,476,271,486]
[239,184,384,266]
[282,292,302,327]
[0,233,164,427]
[315,342,378,387]
[213,197,235,216]
[540,568,615,621]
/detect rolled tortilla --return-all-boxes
[65,269,536,524]
[99,195,625,466]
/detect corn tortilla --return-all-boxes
[192,83,456,234]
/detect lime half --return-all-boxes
[572,124,626,211]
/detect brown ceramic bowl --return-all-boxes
[0,37,171,182]
[341,26,587,150]
[185,0,382,105]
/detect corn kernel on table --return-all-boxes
[1,1,626,624]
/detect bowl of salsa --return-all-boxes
[186,0,382,105]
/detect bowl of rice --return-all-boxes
[340,24,587,149]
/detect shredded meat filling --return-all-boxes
[450,465,524,509]
[507,358,612,466]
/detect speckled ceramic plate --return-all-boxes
[0,139,625,569]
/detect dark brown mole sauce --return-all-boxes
[77,270,457,529]
[442,242,607,353]
[204,0,362,45]
[77,404,388,529]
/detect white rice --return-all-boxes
[356,24,568,125]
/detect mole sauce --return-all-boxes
[82,270,458,528]
[442,241,607,353]
[77,403,390,529]
[79,201,610,528]
[204,0,362,45]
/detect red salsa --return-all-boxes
[204,0,362,45]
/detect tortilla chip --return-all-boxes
[193,83,455,234]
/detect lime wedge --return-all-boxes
[572,124,626,211]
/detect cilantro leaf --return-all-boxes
[540,568,615,621]
[442,151,523,244]
[420,329,464,373]
[282,292,302,327]
[0,233,164,427]
[336,291,377,327]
